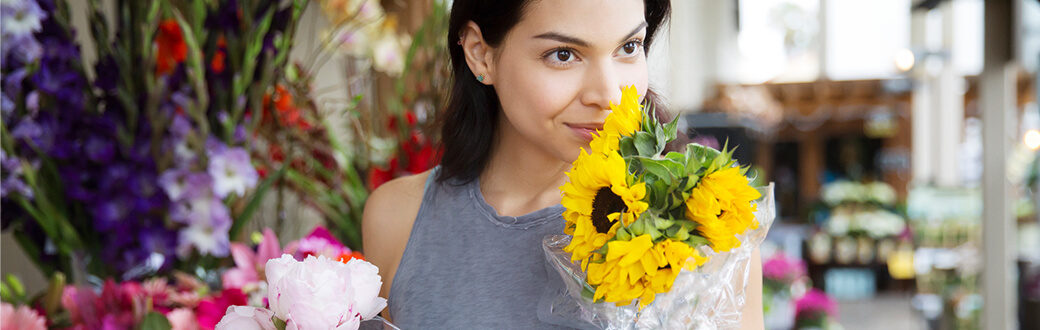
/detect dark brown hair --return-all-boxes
[438,0,673,183]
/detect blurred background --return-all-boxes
[1,0,1038,329]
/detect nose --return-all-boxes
[579,61,623,111]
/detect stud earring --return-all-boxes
[477,74,485,83]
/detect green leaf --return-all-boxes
[4,275,25,299]
[633,131,657,157]
[230,165,288,241]
[140,311,172,330]
[653,217,675,230]
[616,226,633,241]
[639,158,674,184]
[0,282,11,303]
[274,312,287,326]
[619,136,638,157]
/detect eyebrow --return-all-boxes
[533,22,649,48]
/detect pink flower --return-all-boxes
[762,253,807,283]
[795,289,838,321]
[266,254,386,330]
[196,288,249,330]
[283,226,352,260]
[214,306,276,330]
[1,302,47,330]
[166,308,200,330]
[61,280,147,329]
[223,228,282,290]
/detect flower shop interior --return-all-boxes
[1,0,1039,329]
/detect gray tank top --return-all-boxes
[387,168,579,329]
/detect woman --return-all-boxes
[362,0,763,328]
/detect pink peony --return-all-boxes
[166,308,201,330]
[214,306,276,330]
[266,254,386,330]
[1,302,47,330]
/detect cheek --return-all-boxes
[498,64,582,124]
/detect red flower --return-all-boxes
[210,51,226,73]
[338,251,366,263]
[155,19,188,76]
[367,158,399,190]
[195,288,249,330]
[262,85,311,130]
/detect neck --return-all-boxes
[479,121,571,217]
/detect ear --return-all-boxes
[460,21,495,85]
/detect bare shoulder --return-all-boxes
[362,170,432,313]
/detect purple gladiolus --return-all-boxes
[208,147,258,198]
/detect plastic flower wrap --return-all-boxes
[541,86,775,329]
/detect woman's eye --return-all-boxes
[554,49,572,62]
[619,41,642,56]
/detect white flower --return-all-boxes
[266,255,387,330]
[1,0,46,38]
[208,147,259,198]
[215,306,277,330]
[371,31,409,77]
[345,258,387,319]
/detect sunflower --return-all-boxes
[684,167,762,252]
[587,234,657,306]
[561,149,648,264]
[589,85,643,154]
[585,235,709,309]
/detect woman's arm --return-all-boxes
[740,248,765,329]
[361,170,430,321]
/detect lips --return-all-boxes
[566,123,603,141]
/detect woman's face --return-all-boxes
[487,0,650,163]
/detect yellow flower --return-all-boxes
[585,235,708,309]
[588,234,656,306]
[561,150,648,264]
[684,167,762,252]
[589,85,643,154]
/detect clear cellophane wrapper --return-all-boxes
[539,184,776,330]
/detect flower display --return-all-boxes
[551,86,770,317]
[0,0,306,280]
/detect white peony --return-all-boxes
[266,254,387,330]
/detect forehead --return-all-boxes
[513,0,647,42]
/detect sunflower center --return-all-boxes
[591,187,626,234]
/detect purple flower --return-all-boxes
[11,118,41,142]
[2,34,42,66]
[176,199,232,258]
[1,94,14,120]
[159,169,213,202]
[0,150,32,199]
[91,195,132,232]
[0,0,47,39]
[84,136,115,163]
[208,147,258,198]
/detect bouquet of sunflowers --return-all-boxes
[540,86,775,329]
